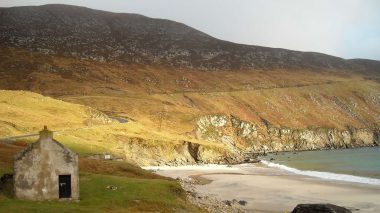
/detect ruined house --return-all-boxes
[13,126,79,200]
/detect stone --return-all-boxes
[292,204,352,213]
[195,114,378,156]
[223,200,233,206]
[106,185,118,190]
[238,200,247,206]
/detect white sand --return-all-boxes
[145,164,380,213]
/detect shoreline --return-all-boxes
[260,160,380,186]
[219,145,379,168]
[257,144,379,158]
[145,163,380,213]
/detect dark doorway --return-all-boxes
[58,175,71,198]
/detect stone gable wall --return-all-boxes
[13,135,79,200]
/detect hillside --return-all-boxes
[0,142,205,212]
[0,90,229,165]
[0,4,379,162]
[0,90,114,136]
[1,4,380,72]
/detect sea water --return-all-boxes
[261,147,380,185]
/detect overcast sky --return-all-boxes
[1,0,379,60]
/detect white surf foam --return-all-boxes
[261,160,380,186]
[142,164,240,171]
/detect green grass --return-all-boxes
[0,143,204,213]
[0,173,204,213]
[54,134,107,156]
[0,166,11,177]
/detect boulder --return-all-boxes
[292,204,352,213]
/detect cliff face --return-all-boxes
[196,115,378,154]
[125,114,378,166]
[115,136,231,166]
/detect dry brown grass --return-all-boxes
[0,46,364,97]
[0,142,26,164]
[62,80,380,135]
[0,47,379,161]
[0,142,27,175]
[0,90,115,137]
[0,141,165,180]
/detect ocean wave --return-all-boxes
[261,160,380,186]
[142,164,240,171]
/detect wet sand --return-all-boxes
[147,164,380,213]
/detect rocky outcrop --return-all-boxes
[117,136,230,166]
[196,115,379,154]
[84,107,116,125]
[292,204,352,213]
[178,177,245,213]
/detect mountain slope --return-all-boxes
[1,4,379,72]
[0,4,379,159]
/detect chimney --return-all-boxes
[39,125,53,140]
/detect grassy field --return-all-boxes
[62,80,380,134]
[0,90,114,137]
[0,90,228,165]
[0,174,202,213]
[0,143,205,213]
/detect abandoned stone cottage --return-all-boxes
[13,126,79,200]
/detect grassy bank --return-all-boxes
[0,173,202,213]
[0,90,228,165]
[0,143,205,213]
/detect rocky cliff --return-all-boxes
[196,115,379,154]
[122,113,379,165]
[119,137,230,166]
[123,113,379,166]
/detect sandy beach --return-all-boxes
[145,164,380,213]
